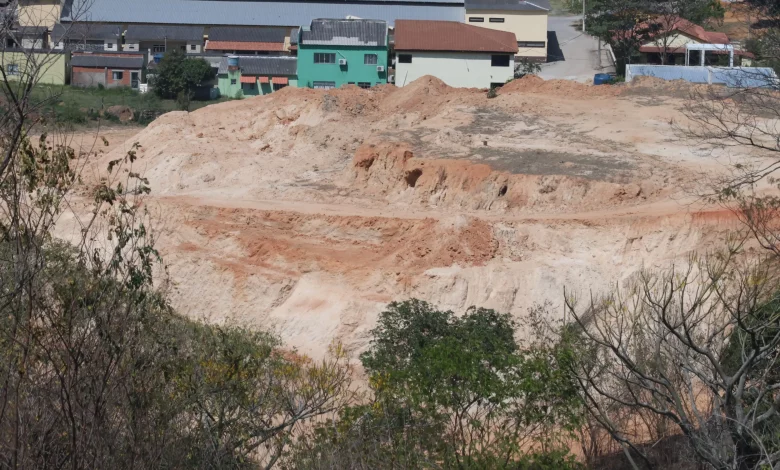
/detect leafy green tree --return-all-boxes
[153,49,214,106]
[586,0,724,72]
[287,300,583,469]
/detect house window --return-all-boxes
[112,70,124,80]
[245,83,255,90]
[6,64,19,75]
[489,17,505,23]
[468,17,484,22]
[491,55,510,67]
[398,54,412,64]
[312,81,336,89]
[357,82,371,89]
[517,41,546,48]
[314,53,336,64]
[364,54,377,65]
[230,78,237,85]
[152,44,165,53]
[273,83,287,91]
[190,44,197,51]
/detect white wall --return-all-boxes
[186,41,202,53]
[104,38,118,51]
[395,51,514,88]
[123,41,140,52]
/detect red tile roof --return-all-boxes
[205,40,285,52]
[240,76,256,84]
[258,76,269,83]
[271,76,288,85]
[394,20,518,54]
[636,16,730,45]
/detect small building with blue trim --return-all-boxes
[217,55,297,98]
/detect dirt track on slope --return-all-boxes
[56,76,778,358]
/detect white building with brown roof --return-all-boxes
[393,20,518,88]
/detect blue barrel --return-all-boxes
[593,73,612,85]
[227,56,239,68]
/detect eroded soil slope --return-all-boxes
[64,77,773,357]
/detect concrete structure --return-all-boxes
[60,0,464,26]
[70,52,144,88]
[51,24,122,51]
[626,64,777,88]
[394,20,517,88]
[205,26,291,55]
[124,25,205,64]
[465,0,548,61]
[18,0,61,28]
[1,50,68,84]
[297,19,388,89]
[217,55,297,97]
[2,25,49,49]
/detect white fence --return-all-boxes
[625,65,778,88]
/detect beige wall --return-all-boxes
[642,32,701,49]
[18,1,61,28]
[465,10,548,59]
[0,51,67,85]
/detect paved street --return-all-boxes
[538,15,616,83]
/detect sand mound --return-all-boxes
[501,75,622,98]
[65,71,759,357]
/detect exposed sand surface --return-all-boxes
[56,76,778,358]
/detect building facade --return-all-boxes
[124,25,205,63]
[1,50,68,85]
[465,0,548,61]
[217,55,297,97]
[205,26,292,55]
[70,53,145,88]
[394,20,516,88]
[297,19,388,89]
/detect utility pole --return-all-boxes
[582,0,586,33]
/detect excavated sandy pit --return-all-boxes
[58,76,777,358]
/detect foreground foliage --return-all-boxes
[285,300,583,469]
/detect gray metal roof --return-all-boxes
[209,26,288,42]
[125,25,204,41]
[71,54,145,68]
[217,56,297,75]
[301,19,387,46]
[61,0,464,26]
[289,27,299,45]
[465,0,550,11]
[51,23,121,42]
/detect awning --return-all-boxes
[258,76,269,83]
[240,76,256,84]
[271,76,288,85]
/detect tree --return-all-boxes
[153,49,214,107]
[586,0,724,72]
[286,300,583,469]
[559,245,780,470]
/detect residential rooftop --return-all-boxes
[394,20,518,53]
[125,25,205,42]
[300,19,387,47]
[217,55,298,75]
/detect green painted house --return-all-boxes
[297,18,388,89]
[217,56,298,98]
